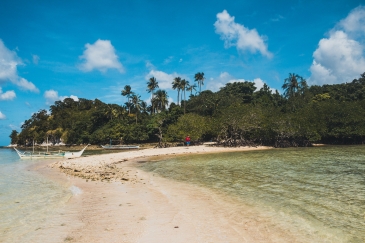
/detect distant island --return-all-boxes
[9,72,365,148]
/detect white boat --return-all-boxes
[64,145,88,159]
[14,148,65,159]
[101,145,139,150]
[14,145,88,160]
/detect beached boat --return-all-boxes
[14,148,65,159]
[101,145,139,150]
[14,145,88,159]
[64,145,88,159]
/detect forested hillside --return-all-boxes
[10,72,365,147]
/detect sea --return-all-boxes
[0,147,73,242]
[1,145,364,242]
[140,145,365,242]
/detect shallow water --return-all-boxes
[0,147,72,242]
[140,146,365,242]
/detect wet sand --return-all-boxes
[27,145,303,242]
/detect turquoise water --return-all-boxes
[140,146,365,242]
[0,147,72,242]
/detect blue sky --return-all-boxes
[1,0,365,145]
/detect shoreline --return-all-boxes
[50,145,272,181]
[29,145,303,242]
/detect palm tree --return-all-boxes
[131,94,142,124]
[194,72,205,93]
[282,73,307,99]
[172,77,181,106]
[186,83,197,96]
[153,89,169,112]
[121,85,133,114]
[147,77,159,114]
[180,79,187,114]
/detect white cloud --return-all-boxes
[0,40,39,92]
[339,6,365,35]
[79,39,124,73]
[214,10,272,58]
[309,6,365,85]
[145,70,181,90]
[206,72,233,91]
[0,88,16,100]
[207,72,270,92]
[0,111,5,120]
[44,89,79,105]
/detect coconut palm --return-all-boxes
[131,94,143,124]
[153,89,169,112]
[186,83,197,96]
[172,77,181,106]
[147,77,159,114]
[282,73,307,99]
[121,85,133,114]
[194,72,205,93]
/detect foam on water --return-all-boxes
[140,145,365,242]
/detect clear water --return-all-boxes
[140,146,365,242]
[0,147,72,242]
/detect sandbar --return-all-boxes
[27,145,302,242]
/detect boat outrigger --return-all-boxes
[14,145,89,160]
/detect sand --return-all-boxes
[28,145,301,242]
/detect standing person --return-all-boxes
[185,135,191,146]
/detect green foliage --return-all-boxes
[9,130,18,144]
[13,72,365,147]
[166,113,208,142]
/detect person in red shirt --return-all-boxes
[185,135,191,146]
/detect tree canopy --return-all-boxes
[13,72,365,147]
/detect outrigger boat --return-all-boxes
[14,144,89,160]
[14,148,65,159]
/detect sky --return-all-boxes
[0,0,365,145]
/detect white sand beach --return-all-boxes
[28,145,301,243]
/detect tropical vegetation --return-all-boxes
[10,72,365,147]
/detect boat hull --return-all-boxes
[14,148,65,159]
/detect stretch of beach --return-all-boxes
[28,145,301,243]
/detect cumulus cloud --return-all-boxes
[0,88,16,100]
[309,6,365,85]
[145,70,181,90]
[0,111,5,120]
[44,89,79,105]
[79,39,124,73]
[339,6,365,34]
[0,40,39,92]
[214,10,272,58]
[207,72,270,92]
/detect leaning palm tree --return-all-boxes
[172,77,182,106]
[194,72,205,93]
[131,94,142,124]
[153,89,169,112]
[147,77,159,114]
[121,85,133,114]
[282,73,307,99]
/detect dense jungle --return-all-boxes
[10,72,365,148]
